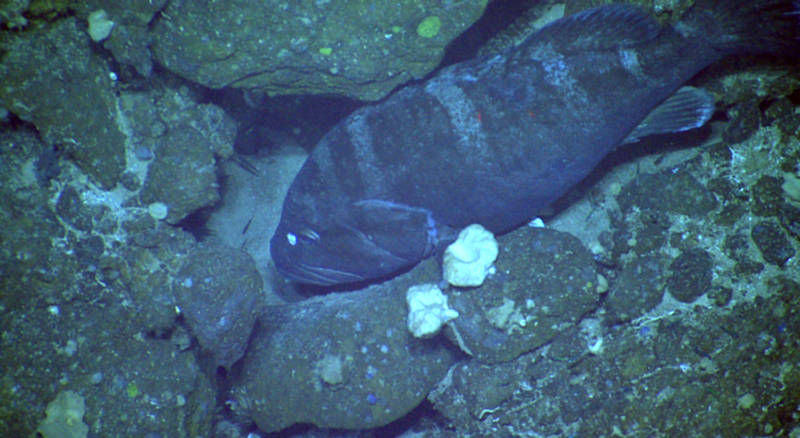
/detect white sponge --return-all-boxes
[406,283,459,338]
[443,224,498,287]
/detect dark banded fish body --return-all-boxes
[271,1,799,285]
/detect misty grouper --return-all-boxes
[271,1,800,285]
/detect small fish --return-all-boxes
[271,0,800,285]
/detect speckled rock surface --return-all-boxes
[78,0,167,77]
[617,170,718,217]
[149,0,488,101]
[2,1,800,437]
[444,227,601,364]
[605,254,666,322]
[115,219,193,332]
[173,243,265,369]
[122,87,236,224]
[430,278,800,437]
[231,259,458,432]
[0,18,125,189]
[0,128,216,437]
[750,220,796,266]
[667,247,713,302]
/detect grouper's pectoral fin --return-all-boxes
[623,86,715,144]
[349,199,439,261]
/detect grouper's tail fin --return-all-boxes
[680,0,800,56]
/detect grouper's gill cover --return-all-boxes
[271,0,800,286]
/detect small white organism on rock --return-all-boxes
[406,283,459,338]
[443,224,498,287]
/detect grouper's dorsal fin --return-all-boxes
[623,86,715,144]
[536,4,660,51]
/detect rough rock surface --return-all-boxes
[122,87,236,224]
[430,278,800,437]
[0,18,125,188]
[173,243,265,369]
[149,0,487,101]
[0,128,216,437]
[231,259,458,432]
[445,227,601,364]
[80,0,167,77]
[2,1,800,437]
[605,254,667,322]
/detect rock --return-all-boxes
[55,187,95,232]
[149,0,487,101]
[230,260,457,432]
[751,175,783,217]
[428,360,520,428]
[751,220,795,266]
[780,203,800,239]
[133,92,236,224]
[118,219,196,332]
[1,159,216,436]
[430,275,800,437]
[36,391,88,438]
[0,18,125,188]
[723,232,765,276]
[667,248,713,303]
[173,243,264,369]
[722,100,762,144]
[105,23,154,77]
[605,255,666,323]
[617,170,717,217]
[82,0,167,77]
[445,227,601,363]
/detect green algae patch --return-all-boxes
[416,16,441,38]
[126,382,139,398]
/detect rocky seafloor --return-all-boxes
[1,1,799,437]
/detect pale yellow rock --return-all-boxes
[595,273,609,294]
[87,10,114,42]
[148,201,168,220]
[783,171,800,207]
[737,393,756,410]
[485,297,527,333]
[316,354,344,385]
[36,390,89,438]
